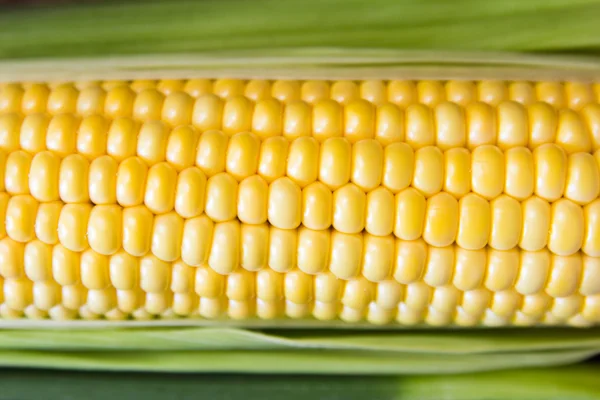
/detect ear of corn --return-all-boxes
[1,76,600,328]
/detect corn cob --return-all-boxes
[1,77,600,327]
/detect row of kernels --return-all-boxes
[1,277,598,325]
[1,111,599,200]
[2,200,599,297]
[2,80,599,116]
[2,96,600,152]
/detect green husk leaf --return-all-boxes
[0,348,596,374]
[0,327,599,355]
[2,364,600,400]
[2,0,600,60]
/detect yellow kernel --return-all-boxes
[478,81,508,106]
[497,101,528,149]
[546,253,582,298]
[533,143,567,202]
[88,205,122,256]
[46,114,79,157]
[515,249,551,295]
[365,187,395,236]
[77,86,106,117]
[5,150,32,195]
[195,129,228,176]
[343,277,375,309]
[58,203,91,252]
[171,260,194,293]
[151,212,183,262]
[62,284,87,311]
[466,102,496,149]
[536,82,566,108]
[227,268,255,301]
[252,98,283,138]
[360,80,386,105]
[471,145,505,199]
[198,296,225,318]
[269,227,297,273]
[145,162,177,214]
[331,81,359,105]
[162,91,194,127]
[318,137,351,190]
[116,156,147,207]
[302,181,332,230]
[583,199,600,257]
[388,81,417,107]
[4,278,33,311]
[240,223,269,271]
[565,152,600,205]
[271,80,300,103]
[413,146,444,197]
[508,82,535,106]
[181,215,213,266]
[287,136,319,187]
[329,231,362,279]
[166,125,200,171]
[504,147,534,200]
[283,100,312,139]
[556,109,592,154]
[20,114,49,153]
[122,205,153,257]
[0,237,24,278]
[485,248,519,292]
[130,79,156,92]
[244,80,271,101]
[332,183,366,234]
[6,195,38,243]
[52,244,80,286]
[423,192,459,247]
[88,288,117,315]
[445,80,476,106]
[133,89,164,121]
[77,115,108,160]
[362,234,394,282]
[581,255,600,295]
[453,247,486,291]
[528,102,557,148]
[109,250,139,290]
[104,85,135,119]
[33,281,61,311]
[256,268,284,301]
[213,79,245,99]
[59,154,90,203]
[405,104,434,149]
[157,79,184,95]
[351,139,383,191]
[419,81,451,110]
[382,142,414,193]
[393,239,428,284]
[462,288,491,317]
[548,199,584,256]
[222,96,253,135]
[344,99,375,143]
[29,151,60,202]
[394,188,426,241]
[106,118,138,162]
[456,193,490,251]
[205,172,238,222]
[443,147,471,198]
[24,240,52,281]
[519,196,551,251]
[225,131,260,180]
[174,166,206,218]
[268,177,302,230]
[566,82,594,110]
[301,81,329,104]
[0,193,7,238]
[297,227,330,275]
[582,104,600,150]
[257,136,288,183]
[237,175,268,224]
[0,113,22,152]
[375,103,404,145]
[489,195,522,251]
[88,155,117,204]
[140,254,171,293]
[192,94,224,131]
[491,290,520,318]
[404,281,432,312]
[209,220,241,275]
[423,245,455,287]
[435,102,466,150]
[22,83,49,114]
[430,285,460,315]
[0,84,24,113]
[313,99,343,141]
[80,249,110,290]
[47,84,78,115]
